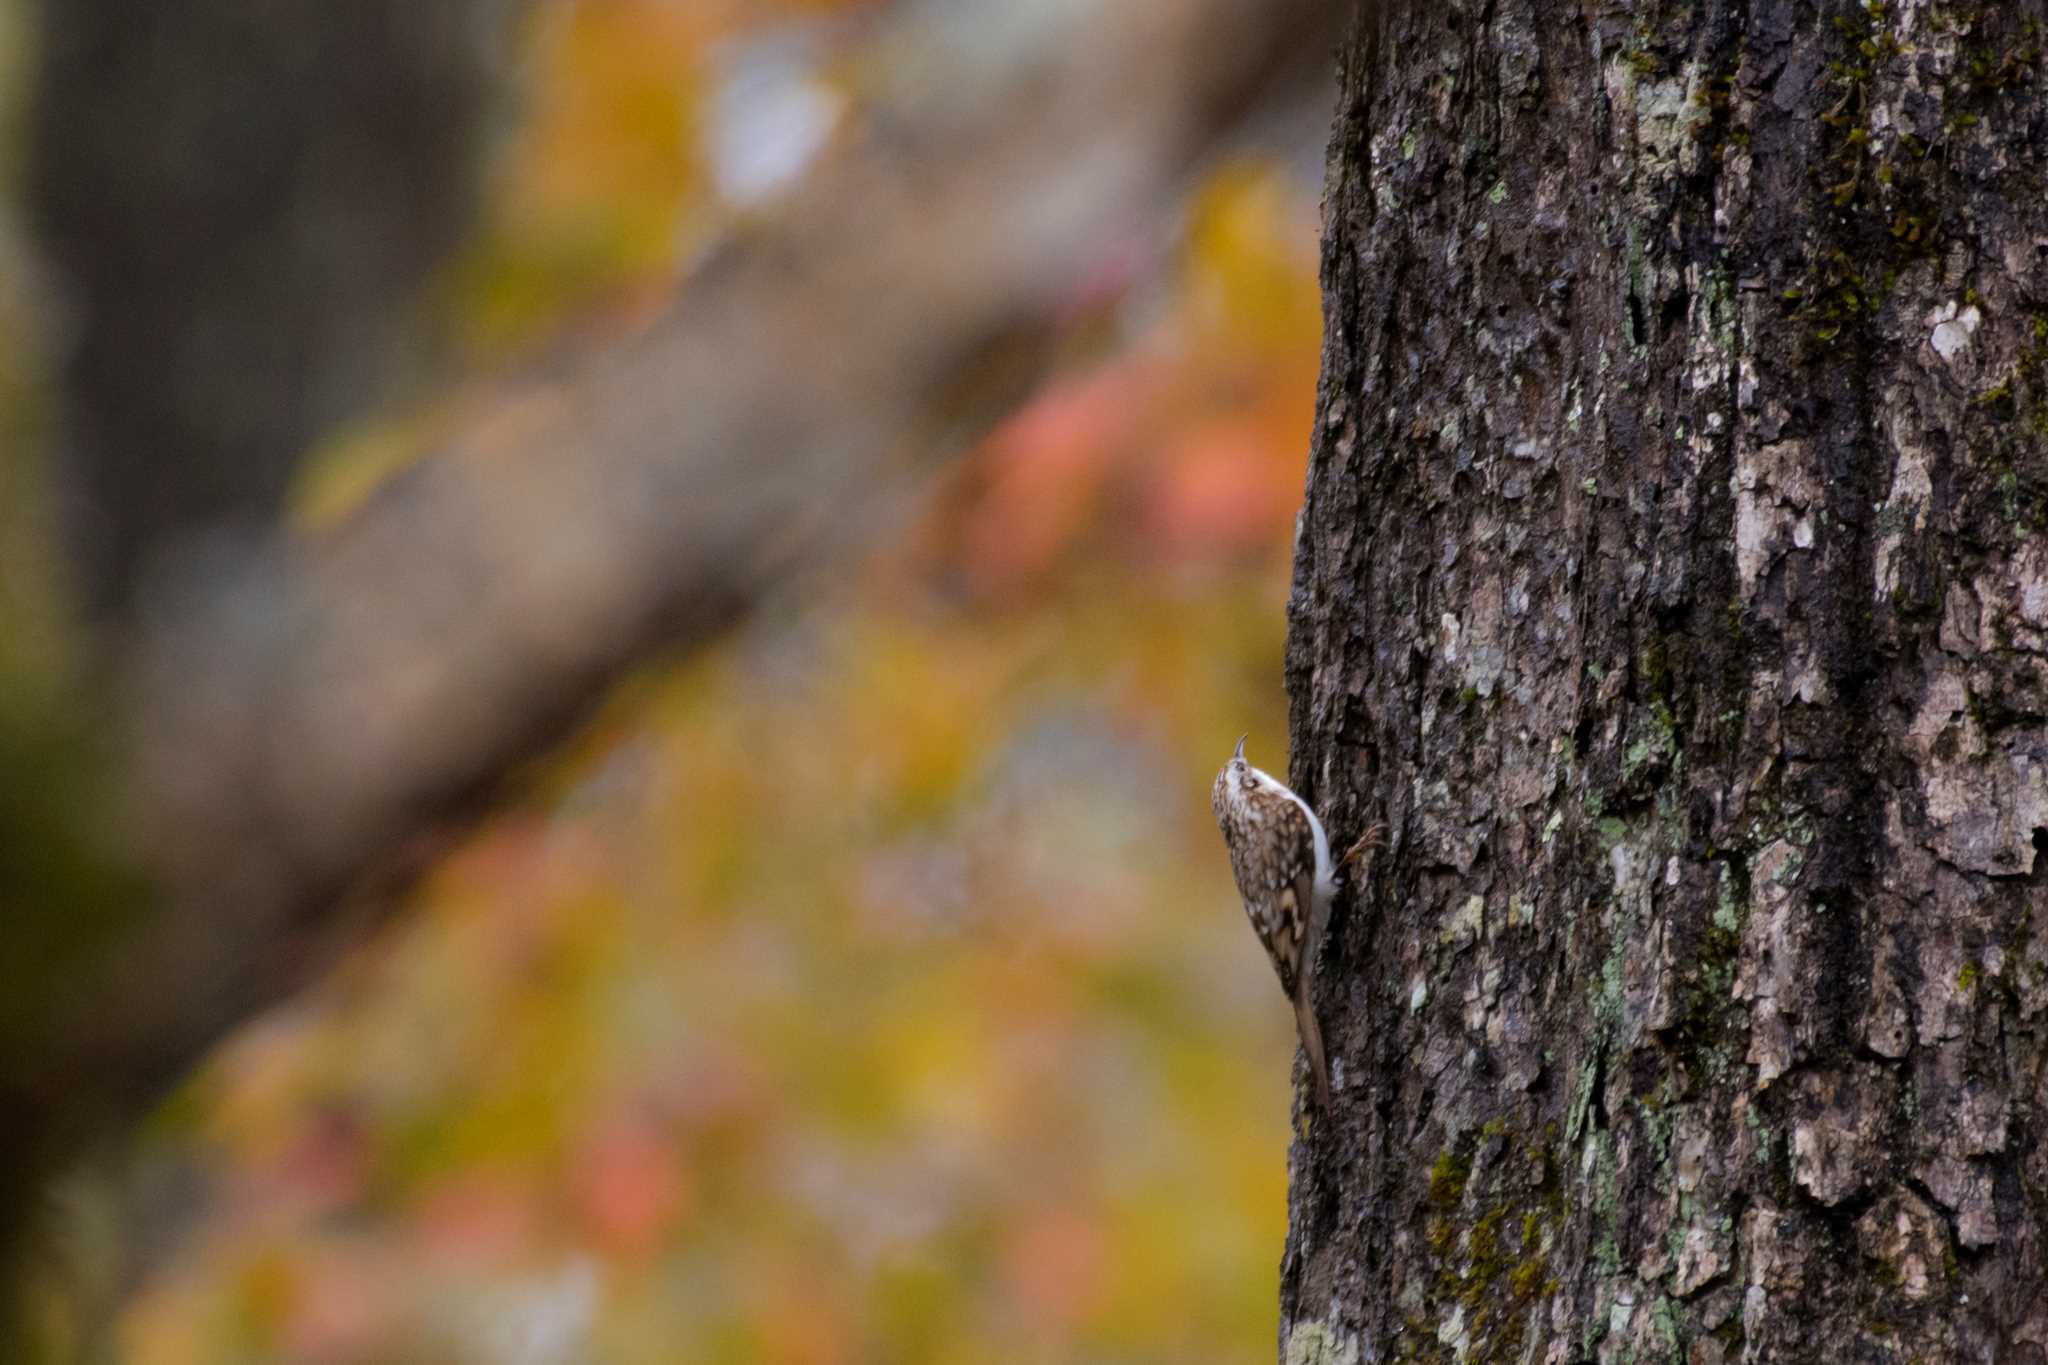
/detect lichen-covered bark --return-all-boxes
[1287,1,2048,1360]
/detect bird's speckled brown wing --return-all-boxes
[1212,776,1316,998]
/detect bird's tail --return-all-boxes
[1293,982,1332,1114]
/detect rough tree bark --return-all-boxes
[1287,1,2048,1360]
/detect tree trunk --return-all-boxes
[1288,1,2048,1360]
[28,0,513,616]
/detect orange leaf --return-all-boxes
[570,1114,692,1260]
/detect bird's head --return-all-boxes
[1214,734,1251,805]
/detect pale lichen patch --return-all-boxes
[1927,299,1982,364]
[1732,439,1821,594]
[1672,1221,1728,1297]
[1442,894,1485,948]
[1436,1301,1476,1359]
[1875,394,1934,601]
[1283,1320,1360,1365]
[1632,70,1708,178]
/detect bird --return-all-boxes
[1211,735,1347,1114]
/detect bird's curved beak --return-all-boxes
[1233,734,1247,761]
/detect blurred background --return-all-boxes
[3,0,1333,1360]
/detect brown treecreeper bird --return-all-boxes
[1212,736,1373,1113]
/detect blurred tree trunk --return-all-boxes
[1288,1,2048,1359]
[28,0,512,616]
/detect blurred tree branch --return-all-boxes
[7,0,1336,1220]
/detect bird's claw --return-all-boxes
[1340,823,1384,872]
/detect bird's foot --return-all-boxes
[1340,823,1384,872]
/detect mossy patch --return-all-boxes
[1430,1150,1474,1211]
[1786,4,1958,353]
[1401,1117,1565,1363]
